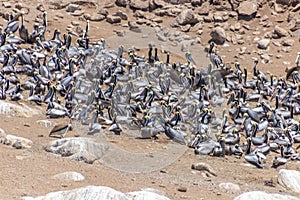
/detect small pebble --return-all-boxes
[177,186,187,192]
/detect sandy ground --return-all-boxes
[0,0,300,200]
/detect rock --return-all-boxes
[70,10,84,17]
[127,190,170,199]
[191,0,203,7]
[181,24,191,32]
[234,191,299,200]
[176,9,199,25]
[107,15,122,24]
[90,14,106,22]
[116,0,128,7]
[260,53,270,63]
[3,2,12,8]
[180,40,194,52]
[14,3,23,10]
[292,4,300,12]
[274,26,289,37]
[0,101,40,117]
[140,127,160,138]
[37,120,53,128]
[130,0,149,10]
[203,14,214,22]
[0,134,33,149]
[154,10,167,16]
[257,39,270,49]
[22,186,128,200]
[274,3,286,13]
[291,29,300,37]
[22,185,170,200]
[276,0,292,5]
[210,27,226,45]
[191,162,217,176]
[152,17,163,23]
[66,4,80,12]
[128,21,142,32]
[75,26,84,35]
[97,9,109,17]
[44,137,109,164]
[177,186,187,192]
[156,33,167,42]
[278,169,300,193]
[55,13,64,19]
[153,0,166,7]
[290,20,300,32]
[49,1,69,9]
[213,13,224,23]
[238,0,258,20]
[235,23,241,31]
[71,21,80,26]
[52,171,85,182]
[219,182,240,194]
[281,39,294,46]
[116,30,126,37]
[114,10,128,20]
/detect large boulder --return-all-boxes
[0,132,33,149]
[0,101,40,117]
[278,169,300,193]
[44,137,109,164]
[22,186,129,200]
[234,191,299,200]
[22,186,170,200]
[127,191,170,200]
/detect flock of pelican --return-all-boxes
[1,11,300,169]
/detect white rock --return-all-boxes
[127,191,170,200]
[44,137,109,164]
[257,39,270,49]
[0,134,33,149]
[0,128,5,135]
[37,120,53,128]
[219,182,240,194]
[234,191,299,200]
[22,186,170,200]
[52,171,85,182]
[0,101,40,117]
[278,169,300,193]
[22,186,128,200]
